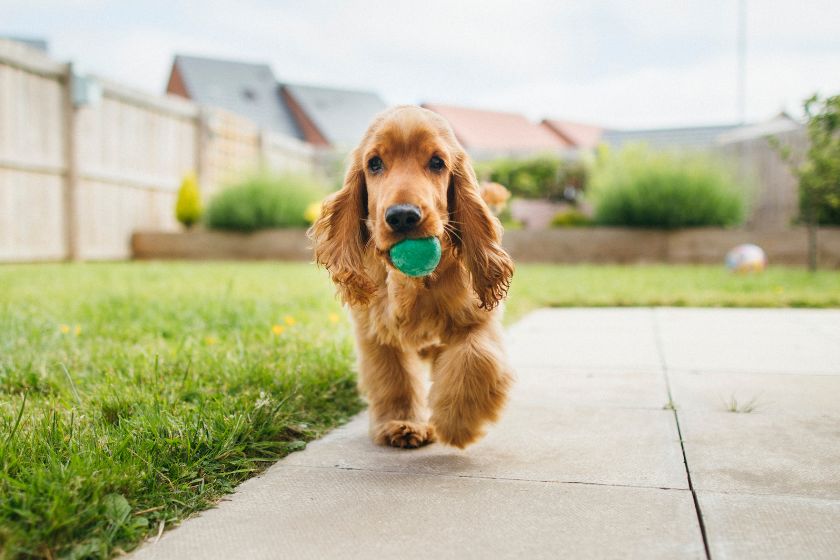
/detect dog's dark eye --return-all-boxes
[429,156,445,172]
[367,156,384,173]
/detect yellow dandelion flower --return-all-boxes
[284,315,296,326]
[59,324,71,334]
[73,324,82,336]
[304,201,322,224]
[272,324,285,336]
[328,313,340,324]
[204,336,218,346]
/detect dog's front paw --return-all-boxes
[429,416,483,449]
[373,420,435,449]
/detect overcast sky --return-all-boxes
[4,0,840,128]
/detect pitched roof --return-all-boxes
[282,84,387,148]
[600,123,742,150]
[716,113,802,145]
[171,55,301,139]
[0,36,48,52]
[422,103,566,156]
[541,119,603,149]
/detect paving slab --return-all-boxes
[669,370,840,415]
[507,308,662,370]
[679,410,840,499]
[655,308,840,375]
[699,492,840,560]
[510,367,668,409]
[133,466,705,560]
[282,405,687,489]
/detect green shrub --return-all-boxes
[175,172,202,228]
[205,174,326,232]
[475,156,588,201]
[495,201,523,230]
[771,94,840,227]
[591,144,745,229]
[551,209,593,227]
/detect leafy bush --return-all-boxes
[551,209,593,228]
[175,172,202,228]
[772,94,840,227]
[205,174,326,232]
[496,201,523,230]
[590,145,745,229]
[475,156,588,201]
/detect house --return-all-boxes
[541,119,603,150]
[167,55,301,138]
[716,113,805,229]
[0,36,48,52]
[543,118,748,152]
[282,84,387,149]
[166,55,387,149]
[421,103,567,160]
[599,123,742,151]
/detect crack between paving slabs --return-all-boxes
[276,462,689,492]
[651,308,713,560]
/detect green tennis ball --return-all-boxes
[389,237,441,277]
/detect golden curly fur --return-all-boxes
[480,181,512,216]
[309,106,514,449]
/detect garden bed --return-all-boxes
[132,229,313,261]
[132,227,840,268]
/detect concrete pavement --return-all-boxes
[133,308,840,559]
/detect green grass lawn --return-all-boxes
[1,261,839,558]
[506,264,840,320]
[0,263,362,559]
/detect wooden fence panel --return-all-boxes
[0,39,320,262]
[74,82,198,259]
[262,131,316,177]
[201,109,261,199]
[717,128,805,230]
[0,170,66,260]
[0,41,67,260]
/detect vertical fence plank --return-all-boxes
[62,64,78,260]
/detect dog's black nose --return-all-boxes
[385,204,422,233]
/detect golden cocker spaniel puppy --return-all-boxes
[479,181,512,216]
[309,106,514,449]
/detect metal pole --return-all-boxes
[737,0,747,124]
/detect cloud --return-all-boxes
[481,50,840,127]
[3,0,840,128]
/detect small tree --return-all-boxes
[772,94,840,270]
[175,172,202,228]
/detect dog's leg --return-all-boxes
[357,334,434,449]
[429,319,513,448]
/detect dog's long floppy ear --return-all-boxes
[308,154,374,306]
[449,151,514,310]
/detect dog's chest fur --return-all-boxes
[359,262,479,350]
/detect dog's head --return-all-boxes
[309,106,513,309]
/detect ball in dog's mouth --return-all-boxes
[389,237,441,277]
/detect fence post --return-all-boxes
[194,107,209,197]
[258,129,270,172]
[62,63,80,261]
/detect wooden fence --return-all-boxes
[0,39,318,262]
[717,126,806,231]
